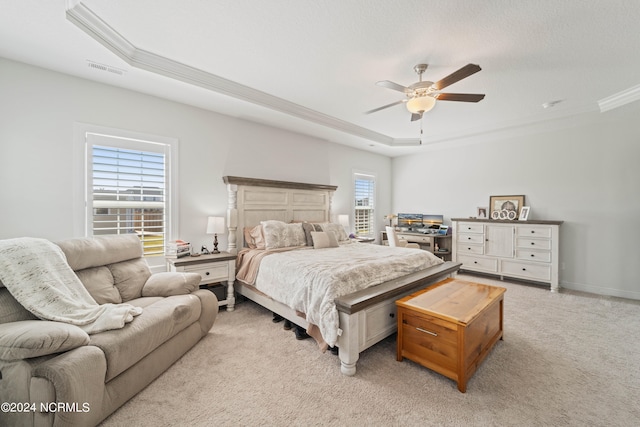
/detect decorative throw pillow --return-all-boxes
[0,320,90,361]
[320,222,348,242]
[302,222,315,246]
[108,258,152,302]
[142,272,201,297]
[261,220,306,249]
[311,231,339,249]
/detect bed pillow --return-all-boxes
[249,225,266,250]
[311,231,339,249]
[260,220,306,249]
[243,227,256,249]
[320,222,348,242]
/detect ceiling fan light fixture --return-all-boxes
[406,95,436,114]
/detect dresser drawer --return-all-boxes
[458,233,484,245]
[517,238,551,250]
[458,255,498,273]
[457,244,484,255]
[501,260,551,281]
[458,223,484,234]
[184,263,229,284]
[516,249,551,263]
[517,225,552,239]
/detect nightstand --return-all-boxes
[166,252,237,311]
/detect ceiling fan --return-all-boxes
[366,63,485,121]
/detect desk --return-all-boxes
[381,230,452,261]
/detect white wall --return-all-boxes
[0,58,391,255]
[392,101,640,299]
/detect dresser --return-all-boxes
[166,252,237,310]
[452,218,562,291]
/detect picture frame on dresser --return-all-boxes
[489,195,525,219]
[519,206,530,221]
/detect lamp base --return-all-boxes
[212,234,220,254]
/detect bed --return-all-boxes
[223,176,461,375]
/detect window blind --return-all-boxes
[354,173,376,237]
[89,141,167,256]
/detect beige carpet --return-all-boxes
[101,274,640,426]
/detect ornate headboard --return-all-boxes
[222,176,338,253]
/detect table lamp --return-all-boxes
[206,216,225,254]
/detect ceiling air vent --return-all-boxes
[87,60,125,76]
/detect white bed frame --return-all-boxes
[223,176,460,375]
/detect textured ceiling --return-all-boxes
[1,0,640,156]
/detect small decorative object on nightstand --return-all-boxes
[206,216,225,254]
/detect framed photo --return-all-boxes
[477,207,488,219]
[489,195,525,220]
[519,206,530,221]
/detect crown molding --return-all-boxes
[65,1,395,146]
[598,83,640,112]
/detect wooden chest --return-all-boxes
[396,278,506,392]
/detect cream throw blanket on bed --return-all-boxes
[0,237,142,334]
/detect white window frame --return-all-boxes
[353,171,376,238]
[74,123,179,268]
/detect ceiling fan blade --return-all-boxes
[376,80,410,93]
[365,99,406,114]
[435,93,485,102]
[432,64,482,90]
[410,112,422,122]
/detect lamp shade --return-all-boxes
[206,216,225,234]
[406,95,436,114]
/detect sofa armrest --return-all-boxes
[0,320,90,361]
[142,272,201,297]
[32,345,107,426]
[192,289,218,335]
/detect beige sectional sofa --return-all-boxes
[0,235,218,427]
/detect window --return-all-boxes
[77,125,178,262]
[353,172,376,237]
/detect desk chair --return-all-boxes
[385,226,420,249]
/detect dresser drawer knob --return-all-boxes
[522,268,526,271]
[531,254,535,257]
[389,313,395,318]
[416,327,438,337]
[531,230,535,234]
[205,271,210,275]
[531,242,535,245]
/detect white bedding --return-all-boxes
[253,242,443,346]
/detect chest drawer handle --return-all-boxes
[416,327,438,337]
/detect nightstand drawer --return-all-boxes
[184,263,229,284]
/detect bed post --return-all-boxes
[226,183,238,254]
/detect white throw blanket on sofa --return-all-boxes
[0,237,142,334]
